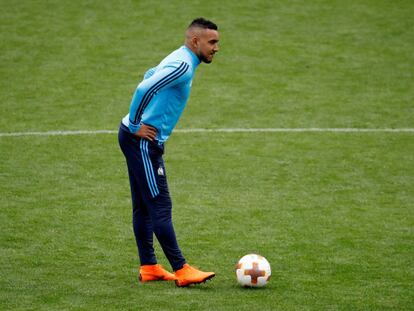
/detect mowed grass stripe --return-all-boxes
[1,128,414,137]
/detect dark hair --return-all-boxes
[188,18,218,30]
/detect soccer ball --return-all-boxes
[236,254,271,287]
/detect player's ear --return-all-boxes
[191,36,199,48]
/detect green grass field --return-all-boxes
[1,0,413,310]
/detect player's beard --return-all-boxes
[197,51,213,64]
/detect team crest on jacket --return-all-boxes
[157,166,164,176]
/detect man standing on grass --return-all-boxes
[118,18,219,287]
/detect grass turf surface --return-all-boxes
[1,0,413,310]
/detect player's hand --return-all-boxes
[135,124,157,141]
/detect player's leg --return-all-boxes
[128,165,176,281]
[119,125,156,264]
[126,165,156,265]
[118,125,175,281]
[140,140,186,271]
[143,140,215,286]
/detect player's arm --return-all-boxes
[128,61,191,133]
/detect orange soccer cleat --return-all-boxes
[139,264,176,282]
[174,263,215,287]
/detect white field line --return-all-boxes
[0,128,413,137]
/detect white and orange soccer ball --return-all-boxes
[236,254,271,287]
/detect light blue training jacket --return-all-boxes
[122,45,201,143]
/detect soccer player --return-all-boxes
[118,18,219,287]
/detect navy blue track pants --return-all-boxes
[118,123,186,271]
